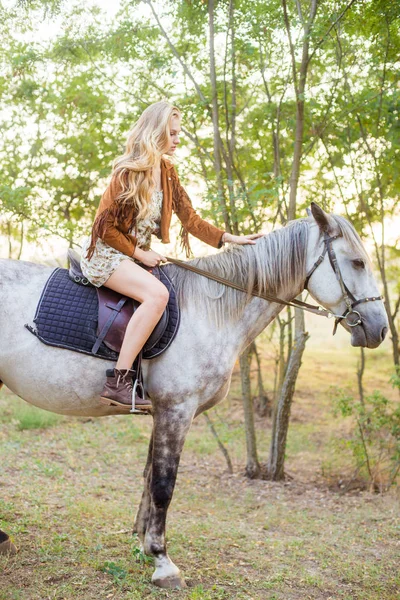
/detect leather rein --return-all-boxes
[165,232,383,334]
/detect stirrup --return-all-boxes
[130,351,150,414]
[130,378,147,414]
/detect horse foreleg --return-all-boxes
[144,409,193,589]
[133,431,153,544]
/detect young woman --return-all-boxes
[80,101,262,411]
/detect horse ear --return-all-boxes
[306,207,312,217]
[310,202,334,233]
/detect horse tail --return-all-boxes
[0,381,3,391]
[0,530,17,555]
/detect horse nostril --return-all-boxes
[381,327,388,341]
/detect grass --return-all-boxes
[0,326,399,599]
[0,401,63,431]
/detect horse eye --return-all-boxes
[352,259,365,270]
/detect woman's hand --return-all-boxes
[222,232,264,245]
[134,248,167,267]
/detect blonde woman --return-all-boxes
[81,101,262,410]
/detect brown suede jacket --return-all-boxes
[86,158,225,259]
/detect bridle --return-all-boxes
[304,232,383,334]
[165,231,383,335]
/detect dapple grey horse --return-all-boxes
[0,204,388,588]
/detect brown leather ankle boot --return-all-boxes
[100,368,152,411]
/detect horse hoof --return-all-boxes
[152,574,187,589]
[0,533,17,555]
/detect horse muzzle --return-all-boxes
[348,314,388,349]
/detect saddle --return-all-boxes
[68,249,170,356]
[25,249,180,361]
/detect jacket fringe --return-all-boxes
[85,207,114,260]
[180,226,193,258]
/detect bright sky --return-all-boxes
[93,0,121,17]
[4,0,122,37]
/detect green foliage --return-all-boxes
[131,542,153,565]
[2,0,399,247]
[99,561,128,585]
[332,375,400,492]
[0,6,126,250]
[390,367,400,389]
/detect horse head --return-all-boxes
[305,203,388,349]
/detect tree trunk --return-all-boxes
[208,0,231,233]
[239,347,261,479]
[267,0,318,480]
[277,315,286,393]
[17,220,24,260]
[357,347,365,407]
[268,309,309,480]
[7,221,12,259]
[250,341,271,417]
[223,0,239,234]
[382,280,399,368]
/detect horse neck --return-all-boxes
[171,219,310,354]
[235,276,304,353]
[208,251,307,355]
[222,222,309,345]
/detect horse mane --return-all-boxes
[165,213,370,327]
[165,218,310,327]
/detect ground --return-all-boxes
[0,317,399,599]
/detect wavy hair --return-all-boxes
[112,101,181,221]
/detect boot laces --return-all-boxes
[116,372,133,391]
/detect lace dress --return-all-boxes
[80,190,163,288]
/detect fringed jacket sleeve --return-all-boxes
[85,176,137,260]
[171,167,225,255]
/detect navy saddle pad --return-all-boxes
[26,266,180,360]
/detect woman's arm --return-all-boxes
[99,211,166,264]
[221,232,264,245]
[171,167,225,248]
[99,210,138,256]
[172,167,264,249]
[88,176,138,258]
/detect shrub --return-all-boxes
[331,372,400,492]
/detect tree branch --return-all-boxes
[146,0,210,109]
[308,0,359,65]
[204,412,233,474]
[281,0,298,93]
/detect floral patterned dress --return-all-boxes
[80,190,163,288]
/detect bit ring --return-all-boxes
[345,310,362,327]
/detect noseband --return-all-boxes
[304,232,383,334]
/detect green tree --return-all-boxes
[2,0,398,481]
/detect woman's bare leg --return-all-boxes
[103,259,169,369]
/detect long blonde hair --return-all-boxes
[112,101,181,222]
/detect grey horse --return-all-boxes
[0,204,388,588]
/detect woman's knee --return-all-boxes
[143,284,169,312]
[155,284,170,309]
